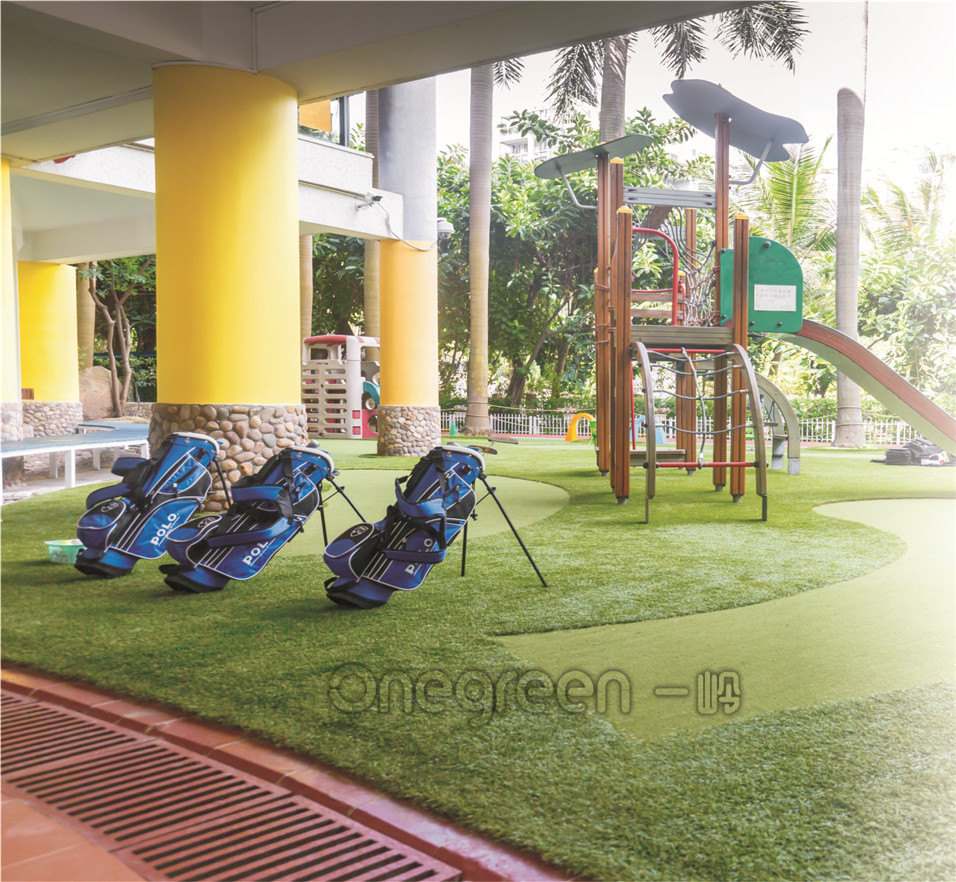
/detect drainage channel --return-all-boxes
[1,691,460,881]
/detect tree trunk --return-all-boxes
[364,89,381,360]
[76,263,95,369]
[550,335,570,399]
[299,235,313,341]
[463,64,493,435]
[599,35,630,141]
[834,88,865,447]
[504,298,567,405]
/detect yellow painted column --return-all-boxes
[152,65,304,507]
[153,64,300,405]
[379,240,438,407]
[17,261,83,436]
[1,159,19,407]
[375,79,441,456]
[1,158,25,448]
[376,238,440,455]
[18,262,79,401]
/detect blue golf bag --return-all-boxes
[75,432,220,578]
[324,445,485,609]
[160,444,335,593]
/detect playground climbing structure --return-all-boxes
[537,81,814,521]
[539,80,956,521]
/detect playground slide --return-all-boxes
[779,319,956,455]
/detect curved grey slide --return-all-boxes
[779,320,956,455]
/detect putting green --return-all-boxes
[499,498,956,741]
[278,470,569,558]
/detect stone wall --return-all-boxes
[124,402,154,419]
[376,405,441,457]
[22,401,83,437]
[1,401,23,442]
[1,402,25,486]
[149,403,308,511]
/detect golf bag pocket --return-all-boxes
[161,445,334,593]
[75,432,219,578]
[324,522,382,583]
[324,445,483,609]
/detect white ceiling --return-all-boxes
[2,0,741,163]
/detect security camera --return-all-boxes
[437,217,455,254]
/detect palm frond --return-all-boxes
[547,41,602,117]
[651,19,708,78]
[717,1,808,71]
[494,57,525,89]
[734,139,834,255]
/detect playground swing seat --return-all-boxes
[75,432,221,578]
[159,443,351,593]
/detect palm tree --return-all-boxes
[834,87,865,447]
[734,139,834,256]
[548,2,808,135]
[462,58,523,435]
[859,153,956,394]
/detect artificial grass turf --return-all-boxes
[501,497,956,741]
[2,441,955,879]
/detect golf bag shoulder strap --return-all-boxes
[380,502,447,561]
[393,476,447,521]
[231,484,294,513]
[205,516,294,548]
[111,456,147,476]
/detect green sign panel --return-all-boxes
[718,237,803,333]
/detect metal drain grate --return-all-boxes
[1,694,139,774]
[1,692,460,881]
[121,795,452,881]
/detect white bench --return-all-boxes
[0,425,150,491]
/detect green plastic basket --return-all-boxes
[45,539,84,564]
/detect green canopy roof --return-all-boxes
[534,133,653,179]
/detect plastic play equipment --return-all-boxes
[564,413,595,442]
[75,432,220,578]
[160,444,361,593]
[302,334,380,439]
[324,444,547,609]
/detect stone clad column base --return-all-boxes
[22,401,83,437]
[376,405,441,457]
[150,403,308,511]
[1,401,25,486]
[2,401,23,442]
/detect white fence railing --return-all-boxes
[441,409,922,446]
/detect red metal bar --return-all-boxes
[653,461,755,469]
[631,226,681,324]
[646,348,730,355]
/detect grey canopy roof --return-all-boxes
[534,133,653,179]
[663,79,808,162]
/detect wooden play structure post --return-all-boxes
[712,113,731,491]
[594,153,611,475]
[731,214,750,500]
[611,205,633,503]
